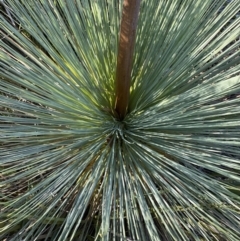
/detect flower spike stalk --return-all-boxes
[114,0,141,120]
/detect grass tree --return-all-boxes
[1,0,240,240]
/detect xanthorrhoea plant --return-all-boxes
[0,0,240,240]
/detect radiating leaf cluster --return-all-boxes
[0,0,240,240]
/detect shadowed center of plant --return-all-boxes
[107,121,128,146]
[114,121,125,139]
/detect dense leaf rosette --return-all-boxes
[0,0,240,240]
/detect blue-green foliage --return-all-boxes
[0,0,240,240]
